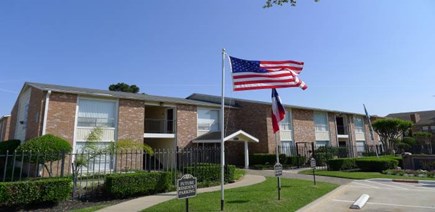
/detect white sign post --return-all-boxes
[310,158,316,185]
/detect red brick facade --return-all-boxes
[176,104,197,148]
[45,92,77,145]
[292,108,315,143]
[25,87,45,140]
[0,116,11,141]
[117,99,145,143]
[8,103,18,141]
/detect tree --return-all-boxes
[372,118,413,154]
[414,131,432,154]
[108,82,140,93]
[264,0,319,8]
[16,134,72,176]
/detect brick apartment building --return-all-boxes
[1,82,380,168]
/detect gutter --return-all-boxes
[42,90,51,135]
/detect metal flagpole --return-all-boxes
[275,133,281,200]
[364,104,379,157]
[220,48,226,211]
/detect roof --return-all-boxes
[192,130,259,143]
[386,110,435,126]
[25,82,221,108]
[187,93,371,116]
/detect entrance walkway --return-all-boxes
[97,174,266,212]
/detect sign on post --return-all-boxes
[310,157,316,168]
[274,163,283,176]
[177,174,197,199]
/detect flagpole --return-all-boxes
[220,48,226,211]
[364,104,379,157]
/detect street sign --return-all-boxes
[177,174,197,199]
[310,158,316,168]
[274,163,283,176]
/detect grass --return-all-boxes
[69,204,109,212]
[299,170,435,180]
[142,177,338,211]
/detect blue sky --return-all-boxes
[1,0,434,116]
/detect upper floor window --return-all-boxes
[280,110,292,131]
[77,99,116,128]
[197,108,220,132]
[354,117,364,133]
[314,112,328,132]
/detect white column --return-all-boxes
[244,141,249,169]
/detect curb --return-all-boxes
[370,178,435,184]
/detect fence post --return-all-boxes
[61,152,65,177]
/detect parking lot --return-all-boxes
[298,179,435,212]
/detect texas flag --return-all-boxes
[271,88,286,133]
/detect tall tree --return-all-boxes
[372,118,413,154]
[109,82,140,93]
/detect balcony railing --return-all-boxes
[145,119,174,133]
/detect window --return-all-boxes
[280,141,295,156]
[316,140,329,147]
[77,99,116,128]
[280,110,292,131]
[354,117,364,133]
[198,109,220,132]
[75,142,114,172]
[314,112,328,132]
[356,141,365,152]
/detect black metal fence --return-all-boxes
[0,147,221,200]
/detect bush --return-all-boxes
[184,163,236,183]
[105,171,172,198]
[0,177,71,207]
[16,134,72,162]
[0,140,21,153]
[249,154,286,165]
[327,158,356,171]
[355,158,398,172]
[286,156,307,167]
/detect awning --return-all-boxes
[192,130,259,144]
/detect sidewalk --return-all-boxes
[97,174,266,212]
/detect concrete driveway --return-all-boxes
[298,179,435,212]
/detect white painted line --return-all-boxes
[350,194,370,209]
[366,180,409,190]
[351,181,380,189]
[333,199,435,210]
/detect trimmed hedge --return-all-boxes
[327,158,356,171]
[0,139,21,153]
[249,154,287,165]
[16,134,72,163]
[327,157,399,172]
[184,163,236,183]
[0,177,71,207]
[355,158,398,172]
[105,171,172,198]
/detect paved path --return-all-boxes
[246,169,352,185]
[97,174,266,212]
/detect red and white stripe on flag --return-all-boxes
[230,56,308,91]
[271,88,286,133]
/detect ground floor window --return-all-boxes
[280,141,295,156]
[315,140,329,147]
[356,141,365,152]
[74,141,114,173]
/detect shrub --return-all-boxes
[327,158,356,171]
[0,140,21,153]
[355,158,398,172]
[286,156,307,167]
[0,177,71,207]
[105,171,171,198]
[184,163,236,183]
[249,154,286,165]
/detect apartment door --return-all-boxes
[166,108,174,133]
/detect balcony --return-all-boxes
[337,125,349,138]
[145,119,174,134]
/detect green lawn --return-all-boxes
[299,170,435,180]
[143,177,338,212]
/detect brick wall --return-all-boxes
[117,99,145,143]
[8,103,18,140]
[292,108,315,143]
[25,87,45,140]
[45,92,77,146]
[234,101,273,154]
[0,116,10,141]
[328,113,337,146]
[176,104,197,148]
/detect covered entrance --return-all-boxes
[192,130,259,168]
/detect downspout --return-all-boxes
[42,90,51,135]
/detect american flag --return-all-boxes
[229,56,308,91]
